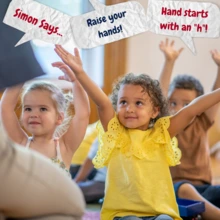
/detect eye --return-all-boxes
[119,100,127,105]
[24,107,31,111]
[184,103,189,107]
[136,101,143,106]
[170,101,176,107]
[40,107,47,112]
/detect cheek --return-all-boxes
[116,110,124,122]
[117,106,126,116]
[169,107,177,114]
[20,114,27,126]
[21,112,27,120]
[116,105,123,114]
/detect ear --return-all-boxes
[151,107,160,119]
[56,112,64,125]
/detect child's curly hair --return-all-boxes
[110,73,169,125]
[169,74,204,97]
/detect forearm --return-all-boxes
[0,84,27,143]
[75,70,112,110]
[169,88,220,138]
[212,66,220,90]
[1,84,23,112]
[72,80,90,119]
[159,60,175,97]
[187,88,220,117]
[74,158,94,183]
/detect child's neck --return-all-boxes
[30,136,57,159]
[31,133,55,142]
[31,136,54,143]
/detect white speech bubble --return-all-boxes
[70,0,148,48]
[146,0,220,54]
[3,0,75,46]
[3,0,220,53]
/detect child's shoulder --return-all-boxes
[153,116,171,130]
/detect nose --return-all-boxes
[30,114,38,118]
[126,104,134,113]
[30,110,39,118]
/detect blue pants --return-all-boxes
[174,181,220,208]
[114,215,173,220]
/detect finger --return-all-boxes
[51,61,64,67]
[51,62,70,75]
[165,38,168,46]
[55,45,68,55]
[159,41,164,49]
[178,47,184,54]
[170,40,175,47]
[58,76,65,80]
[54,48,63,58]
[60,66,72,75]
[74,48,80,58]
[210,50,217,56]
[55,45,68,57]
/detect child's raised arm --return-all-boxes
[0,84,28,145]
[168,88,220,138]
[54,45,115,131]
[204,50,220,122]
[52,62,90,154]
[159,38,184,97]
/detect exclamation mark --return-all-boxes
[119,25,123,32]
[203,24,208,32]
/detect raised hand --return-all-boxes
[211,50,220,67]
[52,62,76,82]
[54,45,83,76]
[159,38,184,62]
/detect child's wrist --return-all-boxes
[75,70,86,77]
[165,59,175,65]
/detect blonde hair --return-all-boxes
[21,81,74,138]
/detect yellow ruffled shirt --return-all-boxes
[93,115,182,220]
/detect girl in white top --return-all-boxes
[1,62,90,171]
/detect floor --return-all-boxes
[83,204,101,220]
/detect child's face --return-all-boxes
[116,84,159,130]
[168,88,197,114]
[21,90,63,136]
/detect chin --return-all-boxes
[123,123,138,129]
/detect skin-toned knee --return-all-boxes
[178,183,198,198]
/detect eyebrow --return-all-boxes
[169,99,191,102]
[119,97,147,101]
[23,105,49,108]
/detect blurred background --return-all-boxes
[3,0,219,149]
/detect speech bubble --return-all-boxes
[3,0,74,46]
[146,0,220,54]
[70,0,148,48]
[3,0,220,54]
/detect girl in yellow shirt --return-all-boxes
[55,45,220,220]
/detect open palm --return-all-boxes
[55,45,83,75]
[159,39,184,61]
[52,62,76,82]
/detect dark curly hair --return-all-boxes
[110,73,169,125]
[169,74,204,97]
